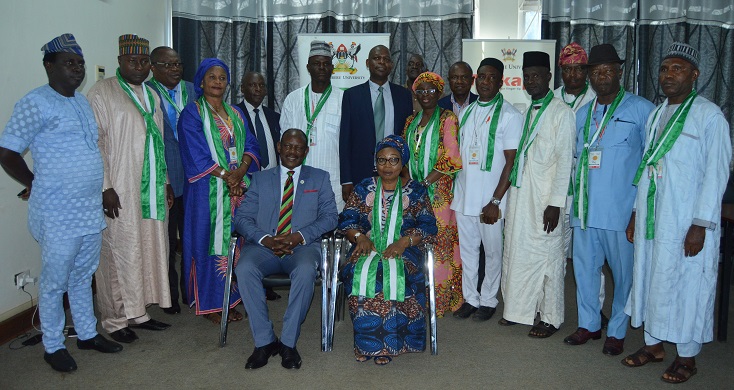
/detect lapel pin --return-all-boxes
[300,180,304,184]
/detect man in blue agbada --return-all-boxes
[0,34,122,372]
[622,42,731,384]
[564,44,655,355]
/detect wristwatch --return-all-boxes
[489,197,501,206]
[353,232,362,243]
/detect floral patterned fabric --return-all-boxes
[403,108,463,316]
[339,178,437,358]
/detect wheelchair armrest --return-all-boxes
[321,231,334,241]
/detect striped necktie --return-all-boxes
[277,170,295,235]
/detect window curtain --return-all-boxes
[542,0,733,146]
[172,0,473,112]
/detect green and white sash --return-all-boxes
[459,92,504,172]
[197,96,249,255]
[150,78,187,113]
[352,178,406,302]
[303,84,332,165]
[406,108,441,200]
[574,88,625,229]
[509,90,554,187]
[116,69,167,221]
[632,90,697,239]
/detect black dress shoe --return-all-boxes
[131,318,171,331]
[280,345,302,369]
[472,306,497,321]
[44,349,77,372]
[245,339,282,369]
[163,302,181,315]
[109,327,138,344]
[77,334,123,353]
[452,302,478,319]
[265,287,282,301]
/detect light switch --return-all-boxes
[96,66,105,82]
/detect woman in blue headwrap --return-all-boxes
[177,58,260,324]
[338,134,438,365]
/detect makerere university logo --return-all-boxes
[332,42,361,74]
[501,48,518,62]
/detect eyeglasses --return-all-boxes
[414,88,437,96]
[376,157,401,166]
[153,62,183,69]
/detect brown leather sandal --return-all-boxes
[621,346,665,367]
[661,358,697,384]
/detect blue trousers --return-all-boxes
[572,227,633,338]
[235,243,319,348]
[38,233,101,353]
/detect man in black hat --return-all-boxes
[622,42,731,384]
[499,51,575,338]
[563,43,654,356]
[451,58,523,321]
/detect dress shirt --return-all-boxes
[259,165,304,245]
[369,80,395,136]
[243,100,277,170]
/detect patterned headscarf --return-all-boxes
[411,71,444,95]
[375,134,410,166]
[193,58,230,98]
[559,42,588,66]
[41,33,83,57]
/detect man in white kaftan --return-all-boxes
[500,51,575,336]
[280,40,344,210]
[87,35,172,344]
[622,42,731,384]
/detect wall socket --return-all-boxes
[14,270,31,289]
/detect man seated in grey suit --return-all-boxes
[234,128,338,370]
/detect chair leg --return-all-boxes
[320,236,331,352]
[219,235,238,347]
[327,236,344,350]
[425,243,438,355]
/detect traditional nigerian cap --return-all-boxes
[664,42,700,69]
[309,40,332,58]
[119,34,149,56]
[523,51,550,69]
[412,71,445,95]
[375,134,410,166]
[193,58,230,97]
[478,58,504,74]
[558,43,587,66]
[41,33,83,57]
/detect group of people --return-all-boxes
[0,32,730,384]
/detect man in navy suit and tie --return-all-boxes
[234,128,338,370]
[339,45,413,202]
[438,61,479,115]
[236,71,281,170]
[147,46,196,314]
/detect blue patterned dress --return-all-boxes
[339,178,437,357]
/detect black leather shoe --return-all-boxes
[131,318,171,331]
[245,339,282,369]
[472,306,497,321]
[163,302,181,315]
[452,302,478,319]
[44,349,77,372]
[77,334,123,353]
[109,327,138,344]
[265,287,282,301]
[280,345,302,369]
[563,327,602,345]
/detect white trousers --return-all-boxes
[456,212,503,308]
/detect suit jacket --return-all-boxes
[234,165,338,249]
[146,80,196,197]
[437,92,478,113]
[339,81,413,185]
[235,101,281,167]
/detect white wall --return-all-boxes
[0,0,170,322]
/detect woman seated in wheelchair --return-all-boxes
[338,135,437,366]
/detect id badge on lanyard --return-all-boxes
[588,148,602,169]
[228,146,238,164]
[468,144,481,166]
[648,160,663,179]
[309,129,317,146]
